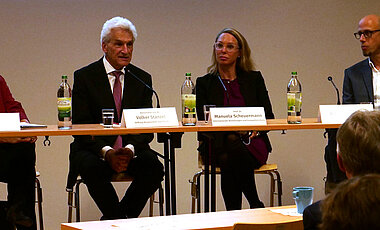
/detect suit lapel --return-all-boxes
[237,71,252,106]
[122,65,135,109]
[361,59,373,102]
[210,75,225,106]
[122,73,130,109]
[93,59,117,115]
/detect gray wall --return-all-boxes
[0,0,378,229]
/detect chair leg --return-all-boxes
[67,179,83,223]
[158,185,164,216]
[196,172,202,213]
[149,184,164,217]
[274,170,282,206]
[190,167,283,211]
[189,171,203,213]
[268,172,275,207]
[67,189,74,223]
[149,193,154,217]
[35,178,44,230]
[74,180,82,222]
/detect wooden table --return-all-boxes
[61,205,302,230]
[0,118,340,137]
[0,118,340,215]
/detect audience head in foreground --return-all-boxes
[320,110,380,229]
[320,174,380,230]
[336,110,380,178]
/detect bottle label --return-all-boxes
[182,94,196,114]
[287,93,302,112]
[58,97,71,118]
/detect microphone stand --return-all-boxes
[324,76,347,184]
[324,76,341,140]
[127,69,161,108]
[126,68,183,215]
[125,69,167,159]
[328,76,341,105]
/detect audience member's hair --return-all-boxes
[100,16,137,44]
[320,174,380,230]
[336,110,380,175]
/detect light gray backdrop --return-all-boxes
[0,0,378,229]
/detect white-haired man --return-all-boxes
[67,16,164,220]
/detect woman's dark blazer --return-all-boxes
[195,70,275,152]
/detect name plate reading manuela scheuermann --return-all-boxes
[121,107,179,128]
[210,107,267,126]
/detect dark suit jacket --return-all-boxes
[68,59,154,188]
[195,70,274,152]
[0,75,28,120]
[343,59,373,104]
[303,200,322,230]
[315,59,372,230]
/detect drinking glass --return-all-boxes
[203,105,216,123]
[102,109,114,128]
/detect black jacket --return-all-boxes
[195,70,274,152]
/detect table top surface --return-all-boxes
[0,118,340,137]
[61,205,302,230]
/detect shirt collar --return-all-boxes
[369,58,379,72]
[103,56,125,75]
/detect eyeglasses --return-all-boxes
[214,42,240,52]
[354,30,380,39]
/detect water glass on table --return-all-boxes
[203,105,216,123]
[102,109,114,128]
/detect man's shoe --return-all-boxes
[0,202,15,230]
[7,205,33,227]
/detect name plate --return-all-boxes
[318,104,373,124]
[0,113,20,131]
[210,107,267,126]
[121,107,179,128]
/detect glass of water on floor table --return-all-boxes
[203,105,216,123]
[102,109,114,128]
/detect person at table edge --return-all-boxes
[303,14,380,230]
[0,75,37,230]
[196,28,274,210]
[67,16,164,220]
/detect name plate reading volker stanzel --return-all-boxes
[121,107,179,128]
[210,107,266,126]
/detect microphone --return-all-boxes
[217,75,230,106]
[126,69,161,108]
[327,76,341,105]
[126,68,166,160]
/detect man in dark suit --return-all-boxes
[0,75,37,230]
[68,16,164,220]
[303,14,380,230]
[343,14,380,104]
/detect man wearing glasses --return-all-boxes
[343,14,380,107]
[303,14,380,230]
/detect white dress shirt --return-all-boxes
[370,58,380,110]
[101,57,134,159]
